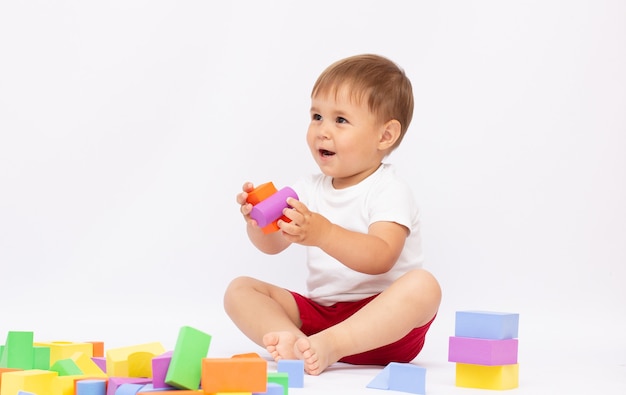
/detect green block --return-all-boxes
[164,326,212,390]
[267,372,289,395]
[4,331,34,369]
[33,346,51,370]
[50,358,83,376]
[0,345,5,367]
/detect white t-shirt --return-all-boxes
[293,163,423,306]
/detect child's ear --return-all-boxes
[378,119,402,151]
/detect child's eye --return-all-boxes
[336,117,348,124]
[312,113,322,121]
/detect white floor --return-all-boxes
[208,311,626,395]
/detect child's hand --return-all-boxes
[278,197,332,247]
[236,182,257,226]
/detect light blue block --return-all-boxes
[76,379,107,395]
[367,362,426,395]
[253,382,284,395]
[455,311,519,339]
[277,359,304,387]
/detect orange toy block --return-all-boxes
[201,358,267,393]
[246,182,291,234]
[106,342,165,378]
[87,342,105,358]
[34,341,93,366]
[231,353,262,359]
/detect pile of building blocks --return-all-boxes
[366,362,426,395]
[448,311,520,390]
[0,326,304,395]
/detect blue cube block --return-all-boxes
[277,359,304,388]
[254,382,284,395]
[455,311,519,339]
[367,362,426,395]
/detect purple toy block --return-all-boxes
[152,351,174,389]
[448,336,518,365]
[91,357,107,373]
[250,187,298,228]
[106,378,151,395]
[114,383,145,395]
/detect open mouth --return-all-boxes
[319,149,335,157]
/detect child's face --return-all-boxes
[307,87,387,189]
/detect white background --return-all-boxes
[1,1,625,392]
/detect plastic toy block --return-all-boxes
[115,383,146,395]
[53,375,90,395]
[150,351,173,389]
[266,372,288,395]
[87,342,105,358]
[0,368,21,388]
[33,346,50,370]
[246,182,297,233]
[76,379,107,395]
[448,336,518,365]
[17,392,36,395]
[137,390,201,395]
[71,352,107,378]
[456,363,519,389]
[455,311,519,339]
[105,342,165,378]
[0,369,58,395]
[253,382,283,395]
[250,186,298,229]
[91,357,107,373]
[51,358,84,376]
[366,362,426,395]
[1,331,34,369]
[164,326,212,390]
[106,378,151,395]
[34,341,94,365]
[232,352,262,359]
[277,360,304,388]
[201,358,267,394]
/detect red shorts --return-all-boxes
[290,291,436,366]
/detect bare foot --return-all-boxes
[294,335,338,376]
[263,331,299,361]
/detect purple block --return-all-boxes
[106,378,151,395]
[250,186,298,228]
[91,357,107,373]
[152,351,174,389]
[448,336,518,365]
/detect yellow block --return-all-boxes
[106,342,165,378]
[456,363,519,390]
[52,375,84,395]
[0,369,58,395]
[34,342,93,366]
[71,352,107,378]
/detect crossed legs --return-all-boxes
[223,269,441,375]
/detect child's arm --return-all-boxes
[237,182,292,254]
[278,198,407,274]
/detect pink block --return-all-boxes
[250,186,298,228]
[152,351,175,389]
[448,336,518,365]
[106,378,151,395]
[91,357,107,373]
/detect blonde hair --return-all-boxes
[311,54,414,149]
